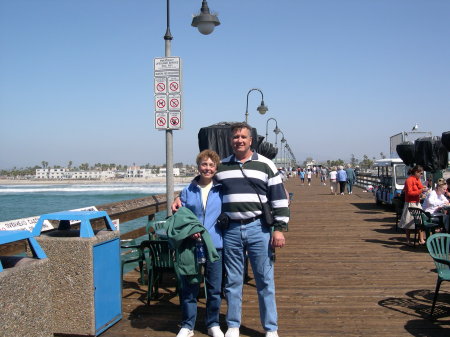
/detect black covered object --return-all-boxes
[396,142,415,166]
[414,137,448,172]
[258,142,278,160]
[442,131,450,151]
[198,122,264,158]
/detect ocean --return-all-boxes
[0,182,189,233]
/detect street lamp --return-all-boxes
[191,0,220,35]
[245,88,268,123]
[279,131,286,168]
[163,0,220,216]
[265,118,279,143]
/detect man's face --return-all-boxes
[231,127,252,157]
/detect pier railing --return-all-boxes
[355,172,380,190]
[0,193,170,255]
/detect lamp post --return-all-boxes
[245,88,268,124]
[279,131,286,168]
[163,0,219,216]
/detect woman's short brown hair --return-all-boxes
[410,165,424,175]
[196,149,220,167]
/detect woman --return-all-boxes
[423,180,449,231]
[329,166,338,195]
[398,165,428,245]
[336,165,347,195]
[177,150,224,337]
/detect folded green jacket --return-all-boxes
[165,206,219,283]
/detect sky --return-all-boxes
[1,0,449,169]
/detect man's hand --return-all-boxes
[271,230,286,248]
[172,196,182,212]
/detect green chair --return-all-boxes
[408,207,442,246]
[426,233,450,317]
[141,239,181,305]
[120,239,145,286]
[146,220,168,240]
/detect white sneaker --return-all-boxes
[177,327,194,337]
[225,327,239,337]
[266,331,279,337]
[208,326,224,337]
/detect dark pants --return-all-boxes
[339,181,346,194]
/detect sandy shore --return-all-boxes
[0,177,192,185]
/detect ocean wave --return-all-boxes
[0,183,188,194]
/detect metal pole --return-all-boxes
[245,88,264,123]
[165,0,174,216]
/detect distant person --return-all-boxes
[345,164,357,195]
[176,150,224,337]
[336,166,347,195]
[299,168,305,185]
[320,167,328,186]
[329,167,338,195]
[398,165,428,246]
[306,169,312,186]
[445,178,450,201]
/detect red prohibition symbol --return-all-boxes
[157,99,166,108]
[170,117,180,126]
[170,98,179,108]
[169,82,179,91]
[156,83,166,92]
[157,117,166,126]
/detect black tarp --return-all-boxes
[442,131,450,151]
[258,142,278,160]
[414,137,449,172]
[396,142,415,166]
[198,122,266,158]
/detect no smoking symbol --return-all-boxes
[157,99,166,108]
[157,117,166,126]
[170,98,179,108]
[170,117,180,126]
[156,83,166,92]
[170,82,179,91]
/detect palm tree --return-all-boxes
[68,161,73,170]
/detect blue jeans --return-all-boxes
[180,249,223,330]
[223,219,277,332]
[347,181,354,193]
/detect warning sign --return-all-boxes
[169,112,182,129]
[168,77,180,93]
[154,57,182,130]
[154,78,167,93]
[155,94,167,112]
[168,94,181,111]
[155,112,168,129]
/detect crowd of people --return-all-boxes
[291,164,359,195]
[398,165,450,246]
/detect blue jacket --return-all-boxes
[180,176,223,249]
[337,169,347,182]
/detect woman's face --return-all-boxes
[436,184,447,194]
[414,170,423,178]
[198,157,217,180]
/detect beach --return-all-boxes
[0,176,192,185]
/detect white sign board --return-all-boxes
[154,57,182,130]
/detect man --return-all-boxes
[344,164,357,194]
[173,122,289,337]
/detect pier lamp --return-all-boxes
[279,131,286,167]
[191,0,220,35]
[245,88,268,123]
[163,0,220,216]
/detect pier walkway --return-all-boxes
[101,177,450,337]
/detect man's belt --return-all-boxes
[231,215,262,225]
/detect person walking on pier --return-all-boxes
[337,166,347,195]
[176,150,224,337]
[329,166,338,195]
[398,165,428,246]
[299,168,305,185]
[173,122,289,337]
[306,169,312,186]
[345,164,357,195]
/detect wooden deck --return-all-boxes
[101,177,450,337]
